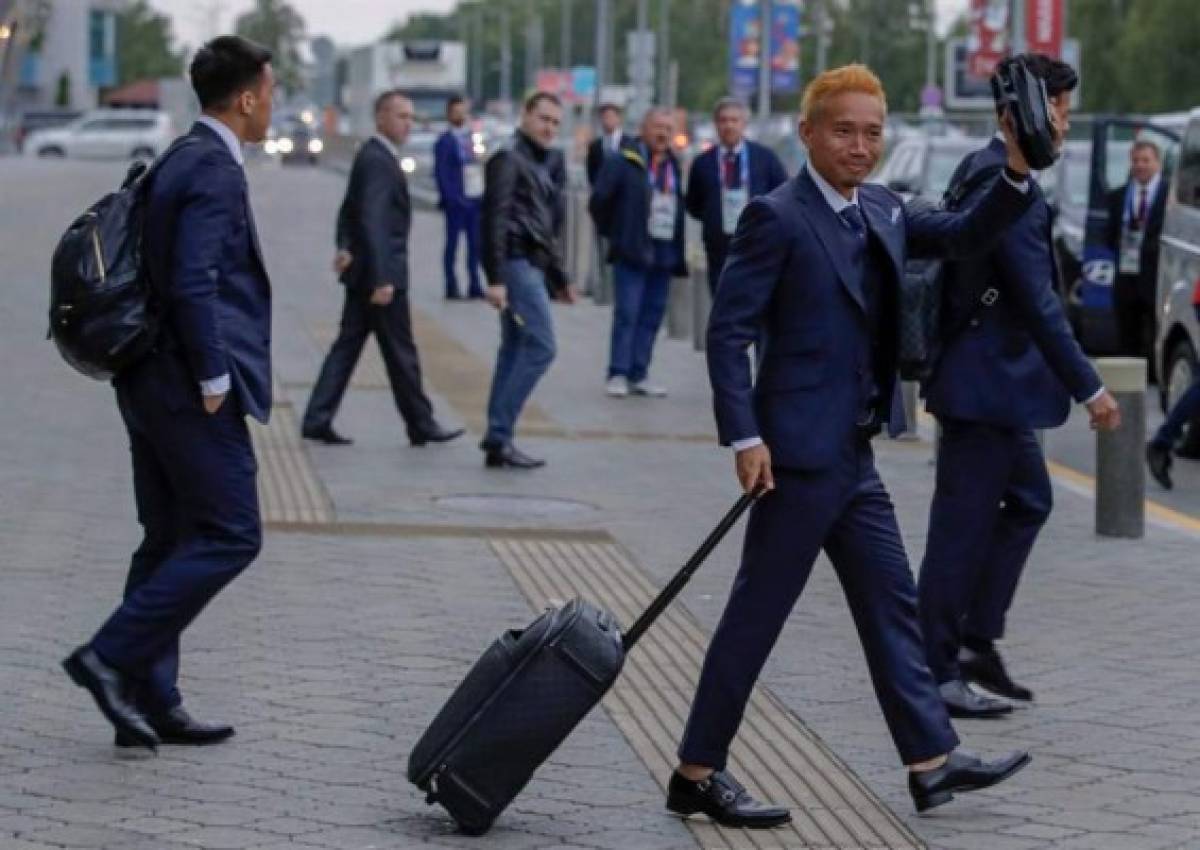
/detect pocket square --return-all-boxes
[891,206,901,224]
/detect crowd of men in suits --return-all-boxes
[60,30,1170,832]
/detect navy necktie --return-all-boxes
[840,203,866,239]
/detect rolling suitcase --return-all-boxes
[407,493,758,835]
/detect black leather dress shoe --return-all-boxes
[62,647,158,751]
[939,679,1012,718]
[116,706,234,747]
[960,646,1034,702]
[302,426,353,445]
[410,424,465,446]
[483,443,545,469]
[666,770,791,829]
[1147,442,1173,490]
[909,750,1031,813]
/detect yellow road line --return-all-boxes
[1045,459,1200,534]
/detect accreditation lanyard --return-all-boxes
[720,145,750,191]
[643,145,678,241]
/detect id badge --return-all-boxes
[721,187,749,235]
[463,163,484,199]
[648,192,676,240]
[1119,228,1143,276]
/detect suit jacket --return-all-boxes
[925,139,1102,429]
[142,121,272,423]
[434,127,479,212]
[336,137,410,294]
[708,166,1033,471]
[586,131,626,186]
[588,139,688,276]
[685,140,788,254]
[1104,175,1168,300]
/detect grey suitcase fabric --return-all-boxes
[407,494,757,835]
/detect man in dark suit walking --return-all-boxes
[668,64,1037,826]
[434,95,484,300]
[919,55,1121,721]
[302,90,462,448]
[62,36,277,750]
[685,97,788,294]
[1107,139,1167,359]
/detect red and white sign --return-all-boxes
[967,0,1009,78]
[1026,0,1064,58]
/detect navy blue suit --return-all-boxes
[679,165,1033,768]
[434,128,483,298]
[90,121,271,711]
[685,140,788,293]
[919,139,1102,684]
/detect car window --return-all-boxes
[1176,120,1200,209]
[113,119,155,131]
[77,120,109,132]
[925,148,971,199]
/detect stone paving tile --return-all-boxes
[6,158,1200,850]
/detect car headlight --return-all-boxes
[307,138,324,154]
[400,156,417,174]
[278,137,295,154]
[264,139,279,155]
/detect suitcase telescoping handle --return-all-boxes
[621,490,762,652]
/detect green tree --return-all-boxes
[824,0,932,113]
[1115,0,1200,113]
[115,0,184,85]
[55,70,71,106]
[234,0,306,95]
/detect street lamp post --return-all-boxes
[756,0,770,124]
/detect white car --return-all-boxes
[25,110,173,160]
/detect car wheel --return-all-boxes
[130,146,156,160]
[1164,337,1200,455]
[37,146,65,158]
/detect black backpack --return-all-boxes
[48,137,196,381]
[896,152,1004,383]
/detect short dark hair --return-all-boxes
[524,91,562,113]
[1132,139,1162,160]
[190,35,273,111]
[374,89,408,115]
[446,95,466,114]
[1011,52,1078,97]
[596,102,621,116]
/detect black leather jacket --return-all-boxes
[482,130,568,290]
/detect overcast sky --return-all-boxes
[153,0,970,54]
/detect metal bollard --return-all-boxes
[897,381,921,441]
[691,264,711,352]
[1095,357,1146,539]
[666,274,692,339]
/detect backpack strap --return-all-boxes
[940,153,1007,344]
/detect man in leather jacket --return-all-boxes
[480,92,576,469]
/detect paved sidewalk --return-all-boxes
[3,158,1200,849]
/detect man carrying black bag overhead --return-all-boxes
[917,54,1121,720]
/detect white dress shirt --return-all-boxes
[194,116,246,398]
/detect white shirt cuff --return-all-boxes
[1083,385,1106,405]
[731,436,764,452]
[200,374,231,397]
[1001,170,1031,193]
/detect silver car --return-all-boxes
[1156,107,1200,451]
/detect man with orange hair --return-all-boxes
[667,64,1039,825]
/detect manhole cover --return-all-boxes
[434,494,597,517]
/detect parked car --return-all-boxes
[870,134,987,201]
[12,107,82,153]
[24,109,172,160]
[1155,107,1200,452]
